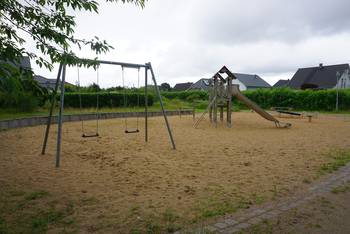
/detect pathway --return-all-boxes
[178,163,350,234]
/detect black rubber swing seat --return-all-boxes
[82,133,99,138]
[125,129,140,134]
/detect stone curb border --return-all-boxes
[0,110,193,131]
[177,163,350,234]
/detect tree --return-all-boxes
[1,0,145,110]
[160,82,171,91]
[0,0,146,78]
[87,82,101,92]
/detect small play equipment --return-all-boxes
[41,59,176,168]
[194,66,291,128]
[306,114,313,122]
[272,107,302,118]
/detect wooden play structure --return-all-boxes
[195,66,291,128]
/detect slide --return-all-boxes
[231,86,291,128]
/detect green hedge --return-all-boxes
[242,88,350,111]
[0,91,44,112]
[161,90,208,101]
[62,92,154,108]
[160,88,350,111]
[60,88,350,111]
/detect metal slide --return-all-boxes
[231,86,291,128]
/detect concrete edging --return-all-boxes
[0,110,193,131]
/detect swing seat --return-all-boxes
[82,133,99,138]
[125,129,140,134]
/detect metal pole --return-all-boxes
[96,60,148,69]
[41,64,63,155]
[147,62,176,150]
[145,66,148,142]
[336,71,340,112]
[56,64,67,168]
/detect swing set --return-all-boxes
[41,59,176,168]
[76,65,142,137]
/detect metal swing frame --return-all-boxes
[41,60,176,168]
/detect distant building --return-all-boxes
[34,75,59,90]
[233,73,271,90]
[1,56,32,74]
[289,63,350,90]
[273,79,290,88]
[173,82,193,91]
[189,73,271,91]
[14,56,32,70]
[5,57,74,90]
[189,78,210,91]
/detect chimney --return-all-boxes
[319,63,324,69]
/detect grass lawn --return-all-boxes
[1,96,349,121]
[0,98,200,121]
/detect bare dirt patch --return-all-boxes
[1,112,350,233]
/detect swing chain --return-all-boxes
[78,66,100,138]
[122,66,141,134]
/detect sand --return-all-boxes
[1,112,350,232]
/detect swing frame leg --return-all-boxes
[41,64,63,155]
[147,63,176,150]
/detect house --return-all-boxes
[273,79,290,88]
[173,82,193,91]
[34,75,60,90]
[233,73,271,90]
[189,78,211,90]
[1,56,32,74]
[189,73,271,91]
[6,56,74,90]
[34,75,75,90]
[14,56,32,70]
[289,63,350,90]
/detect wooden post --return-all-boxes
[227,77,232,128]
[209,86,213,123]
[220,106,224,122]
[192,105,195,121]
[213,78,218,128]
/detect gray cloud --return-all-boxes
[191,0,350,44]
[29,0,350,86]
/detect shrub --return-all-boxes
[160,88,350,111]
[186,93,202,102]
[61,92,154,108]
[0,91,39,111]
[242,88,350,111]
[161,90,208,101]
[16,93,39,112]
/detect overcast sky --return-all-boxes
[29,0,350,88]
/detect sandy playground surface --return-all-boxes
[1,112,350,232]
